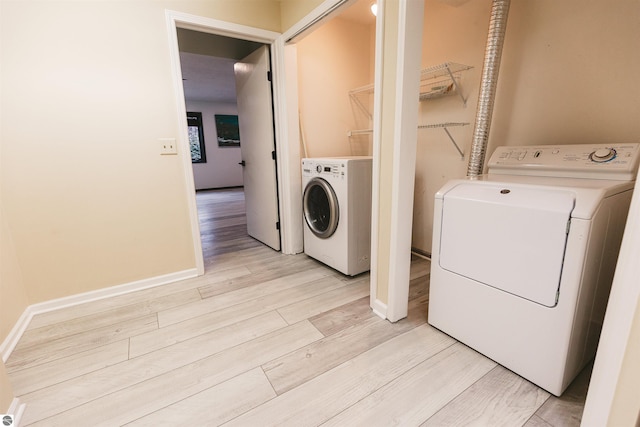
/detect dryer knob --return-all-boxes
[316,165,323,173]
[591,148,616,162]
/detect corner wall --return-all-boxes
[279,0,326,32]
[0,362,14,413]
[609,298,640,425]
[0,208,27,411]
[296,17,374,158]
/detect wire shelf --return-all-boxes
[420,62,473,80]
[418,122,469,129]
[418,122,470,159]
[419,62,473,104]
[347,63,473,145]
[348,83,374,96]
[347,129,373,137]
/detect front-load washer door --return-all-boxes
[438,183,575,307]
[303,177,339,239]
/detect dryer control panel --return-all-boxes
[487,143,640,180]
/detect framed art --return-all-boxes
[214,114,241,147]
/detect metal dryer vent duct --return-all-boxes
[467,0,511,177]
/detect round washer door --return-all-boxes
[303,177,339,239]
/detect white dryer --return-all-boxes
[429,143,640,396]
[302,157,372,276]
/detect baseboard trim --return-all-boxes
[1,268,199,363]
[0,309,33,364]
[371,298,388,320]
[410,247,431,260]
[5,397,26,426]
[195,186,243,192]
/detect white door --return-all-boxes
[234,45,281,251]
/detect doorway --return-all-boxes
[173,27,281,262]
[164,2,386,299]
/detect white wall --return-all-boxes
[186,101,243,190]
[2,1,199,303]
[412,0,490,254]
[583,178,640,423]
[296,17,374,158]
[412,0,640,254]
[0,0,282,302]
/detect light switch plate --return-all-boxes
[159,138,177,155]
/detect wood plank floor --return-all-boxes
[6,188,591,426]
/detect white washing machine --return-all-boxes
[302,157,372,276]
[429,143,640,396]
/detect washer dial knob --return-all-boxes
[316,164,323,173]
[590,148,616,162]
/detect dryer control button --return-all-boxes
[316,165,323,173]
[590,148,616,162]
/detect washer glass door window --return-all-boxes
[304,177,339,239]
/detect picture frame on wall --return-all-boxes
[187,111,206,163]
[214,114,241,147]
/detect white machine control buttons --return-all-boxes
[590,148,616,162]
[306,162,342,177]
[487,143,640,180]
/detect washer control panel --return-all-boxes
[487,143,640,180]
[302,159,344,179]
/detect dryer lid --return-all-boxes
[438,183,575,307]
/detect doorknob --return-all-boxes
[238,160,246,166]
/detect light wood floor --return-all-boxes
[6,188,591,426]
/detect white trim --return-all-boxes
[5,398,26,426]
[582,183,640,426]
[369,0,386,319]
[282,0,356,43]
[0,308,31,364]
[165,10,205,276]
[0,268,197,363]
[167,10,280,42]
[371,299,388,320]
[386,0,424,322]
[273,40,304,254]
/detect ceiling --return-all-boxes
[338,0,376,26]
[178,29,264,104]
[180,52,239,103]
[178,0,374,104]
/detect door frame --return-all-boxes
[165,10,283,274]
